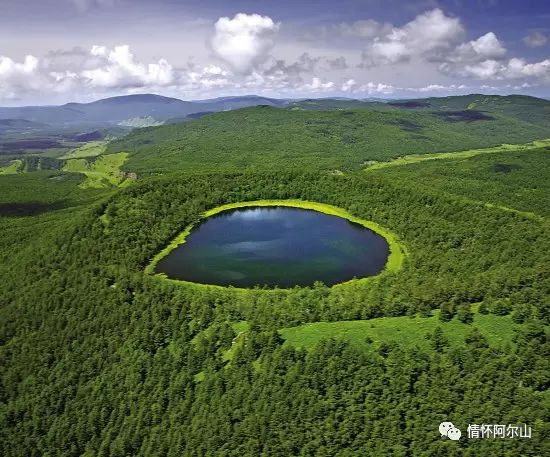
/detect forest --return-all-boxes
[107,95,550,175]
[1,98,549,456]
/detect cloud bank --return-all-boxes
[1,10,549,103]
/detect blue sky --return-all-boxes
[1,0,549,104]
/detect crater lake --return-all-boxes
[154,206,390,288]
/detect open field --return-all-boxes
[280,308,524,353]
[0,143,129,190]
[365,138,550,171]
[62,152,129,188]
[59,141,108,159]
[0,159,22,175]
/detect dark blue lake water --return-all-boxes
[155,206,389,287]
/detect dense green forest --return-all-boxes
[107,95,550,175]
[1,98,549,456]
[368,148,550,218]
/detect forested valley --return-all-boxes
[1,142,549,455]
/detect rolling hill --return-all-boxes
[0,118,50,132]
[106,94,550,175]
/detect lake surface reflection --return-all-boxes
[155,206,389,287]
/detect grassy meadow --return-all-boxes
[280,308,521,353]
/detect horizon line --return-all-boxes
[1,92,549,109]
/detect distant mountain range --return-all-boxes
[0,93,548,136]
[0,94,289,128]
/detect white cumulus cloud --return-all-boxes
[409,83,467,93]
[445,32,506,63]
[505,58,550,80]
[301,77,334,91]
[469,32,506,58]
[81,45,174,88]
[0,55,39,77]
[341,79,357,92]
[186,64,230,90]
[362,9,464,66]
[445,57,550,82]
[211,13,280,74]
[359,82,394,95]
[0,55,42,99]
[0,45,178,101]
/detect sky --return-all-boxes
[1,0,550,105]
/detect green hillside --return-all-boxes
[107,95,550,175]
[397,94,550,127]
[367,143,550,217]
[1,95,549,456]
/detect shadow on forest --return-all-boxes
[434,110,495,122]
[389,101,431,108]
[0,201,67,217]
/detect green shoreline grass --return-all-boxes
[144,199,408,290]
[365,138,550,172]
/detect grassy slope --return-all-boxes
[193,309,535,364]
[280,309,523,353]
[62,152,128,188]
[0,141,129,189]
[107,98,550,175]
[59,141,107,159]
[365,138,550,171]
[1,142,128,190]
[0,159,22,175]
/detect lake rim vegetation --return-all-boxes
[144,199,407,289]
